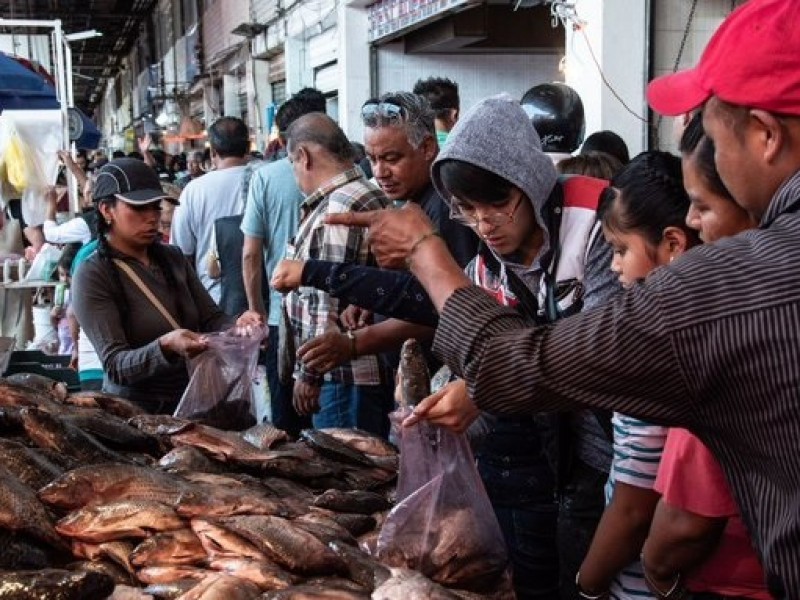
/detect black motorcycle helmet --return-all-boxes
[520,82,586,154]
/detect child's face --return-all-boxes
[604,228,665,290]
[57,266,70,283]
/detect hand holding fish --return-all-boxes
[298,331,351,374]
[293,378,322,415]
[403,378,480,433]
[325,203,436,270]
[271,259,305,293]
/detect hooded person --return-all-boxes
[266,94,619,600]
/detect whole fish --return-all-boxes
[56,499,184,543]
[66,390,147,419]
[328,539,391,593]
[0,465,67,551]
[213,515,348,576]
[20,406,134,465]
[72,540,136,574]
[0,568,115,600]
[61,407,163,455]
[5,372,69,401]
[290,517,357,547]
[0,380,65,413]
[170,423,286,464]
[300,429,379,469]
[128,414,194,436]
[130,528,207,567]
[318,428,398,458]
[175,574,262,600]
[0,438,65,489]
[208,558,295,591]
[305,508,377,538]
[190,518,268,562]
[158,446,226,474]
[70,559,136,586]
[396,338,430,408]
[39,463,190,510]
[312,489,390,515]
[174,484,298,519]
[0,530,50,569]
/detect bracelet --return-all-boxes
[405,230,441,268]
[640,555,689,600]
[575,572,607,600]
[345,329,357,360]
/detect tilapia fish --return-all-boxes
[175,574,262,600]
[174,483,298,519]
[190,518,268,562]
[213,515,348,576]
[208,558,295,591]
[72,540,136,574]
[300,429,379,469]
[130,528,206,567]
[66,390,146,419]
[0,438,65,489]
[0,568,115,600]
[20,406,134,465]
[170,423,285,464]
[327,539,391,592]
[56,500,184,543]
[158,446,226,474]
[61,407,162,455]
[39,463,190,510]
[319,428,398,457]
[69,559,135,586]
[241,422,289,450]
[0,380,65,413]
[396,338,430,408]
[0,465,66,551]
[128,414,194,436]
[312,489,390,515]
[5,372,69,401]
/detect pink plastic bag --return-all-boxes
[376,409,515,598]
[174,325,267,431]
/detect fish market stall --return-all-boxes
[0,340,513,599]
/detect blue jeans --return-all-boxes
[265,325,310,437]
[477,418,560,600]
[312,380,393,438]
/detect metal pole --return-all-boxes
[52,20,77,215]
[0,18,62,28]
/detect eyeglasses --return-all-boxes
[361,102,406,123]
[450,194,524,228]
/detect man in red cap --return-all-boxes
[322,0,800,597]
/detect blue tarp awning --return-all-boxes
[0,52,102,149]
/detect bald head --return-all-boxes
[286,113,355,164]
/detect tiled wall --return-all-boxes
[652,0,746,151]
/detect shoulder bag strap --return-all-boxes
[112,258,180,330]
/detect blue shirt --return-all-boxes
[240,158,303,326]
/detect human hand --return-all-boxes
[158,329,208,359]
[340,305,371,330]
[325,203,436,270]
[237,310,265,328]
[298,331,352,373]
[403,379,480,433]
[138,133,152,154]
[45,186,59,205]
[270,259,305,293]
[57,150,76,167]
[293,378,322,415]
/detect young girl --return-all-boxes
[576,151,700,600]
[50,244,80,356]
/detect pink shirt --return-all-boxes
[655,429,770,599]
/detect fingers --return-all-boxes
[325,210,378,228]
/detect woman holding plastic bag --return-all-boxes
[72,159,240,414]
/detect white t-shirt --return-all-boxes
[171,166,246,303]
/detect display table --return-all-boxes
[0,279,58,289]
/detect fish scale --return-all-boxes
[0,465,67,551]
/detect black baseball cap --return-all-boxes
[93,158,178,205]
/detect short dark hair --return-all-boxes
[293,87,327,113]
[679,111,733,201]
[438,159,515,206]
[275,89,327,136]
[111,150,126,159]
[580,130,630,165]
[413,77,459,119]
[208,116,249,158]
[557,152,624,180]
[286,113,355,163]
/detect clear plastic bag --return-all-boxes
[174,325,267,431]
[376,409,515,598]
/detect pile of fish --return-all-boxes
[0,370,506,600]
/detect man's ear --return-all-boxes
[749,109,787,165]
[296,145,310,170]
[421,136,437,161]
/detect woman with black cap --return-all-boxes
[72,158,230,414]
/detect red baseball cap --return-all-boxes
[648,0,800,116]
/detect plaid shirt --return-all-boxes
[286,168,390,386]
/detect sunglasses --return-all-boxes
[361,102,406,123]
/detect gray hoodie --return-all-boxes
[431,93,558,254]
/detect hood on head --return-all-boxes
[431,93,557,236]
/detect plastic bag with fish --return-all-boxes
[375,416,515,598]
[174,325,267,431]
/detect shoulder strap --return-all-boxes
[112,258,180,330]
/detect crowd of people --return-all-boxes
[1,0,798,597]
